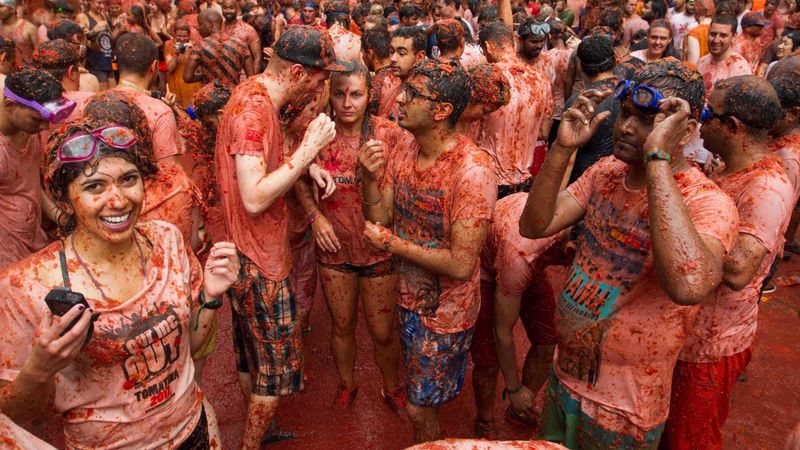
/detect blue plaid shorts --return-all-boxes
[228,255,303,396]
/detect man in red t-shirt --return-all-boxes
[697,15,752,94]
[215,26,350,449]
[520,60,739,447]
[663,76,795,450]
[359,59,497,443]
[477,21,552,197]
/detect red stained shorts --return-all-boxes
[470,276,558,368]
[660,347,753,450]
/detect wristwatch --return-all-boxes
[645,150,672,164]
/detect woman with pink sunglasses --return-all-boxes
[0,118,239,449]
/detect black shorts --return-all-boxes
[318,258,395,278]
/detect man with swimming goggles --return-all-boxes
[0,68,75,270]
[520,59,739,449]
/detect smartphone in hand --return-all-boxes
[44,288,95,342]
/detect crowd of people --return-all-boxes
[0,0,798,447]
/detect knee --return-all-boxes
[370,327,396,347]
[331,318,357,339]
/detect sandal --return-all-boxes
[505,405,538,428]
[474,418,497,439]
[260,420,294,445]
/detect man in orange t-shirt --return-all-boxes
[359,59,497,443]
[214,26,349,449]
[663,76,795,450]
[520,60,739,448]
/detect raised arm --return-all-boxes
[519,91,610,238]
[644,97,728,305]
[236,114,335,216]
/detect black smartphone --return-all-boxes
[44,288,94,342]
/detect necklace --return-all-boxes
[70,233,148,303]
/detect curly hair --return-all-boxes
[5,67,63,104]
[44,118,158,235]
[467,63,510,111]
[192,80,233,119]
[631,57,706,115]
[409,58,471,126]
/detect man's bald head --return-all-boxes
[198,9,222,36]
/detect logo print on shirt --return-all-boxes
[245,129,264,142]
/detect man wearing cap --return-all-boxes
[221,0,262,66]
[663,75,794,450]
[0,0,38,67]
[184,9,254,86]
[0,68,73,269]
[215,25,350,450]
[697,14,752,94]
[733,12,770,71]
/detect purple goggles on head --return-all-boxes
[3,87,76,124]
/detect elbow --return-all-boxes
[518,220,548,239]
[665,274,720,306]
[722,272,751,292]
[241,197,267,217]
[449,259,477,281]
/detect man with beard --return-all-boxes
[697,15,751,93]
[215,26,350,449]
[221,0,261,68]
